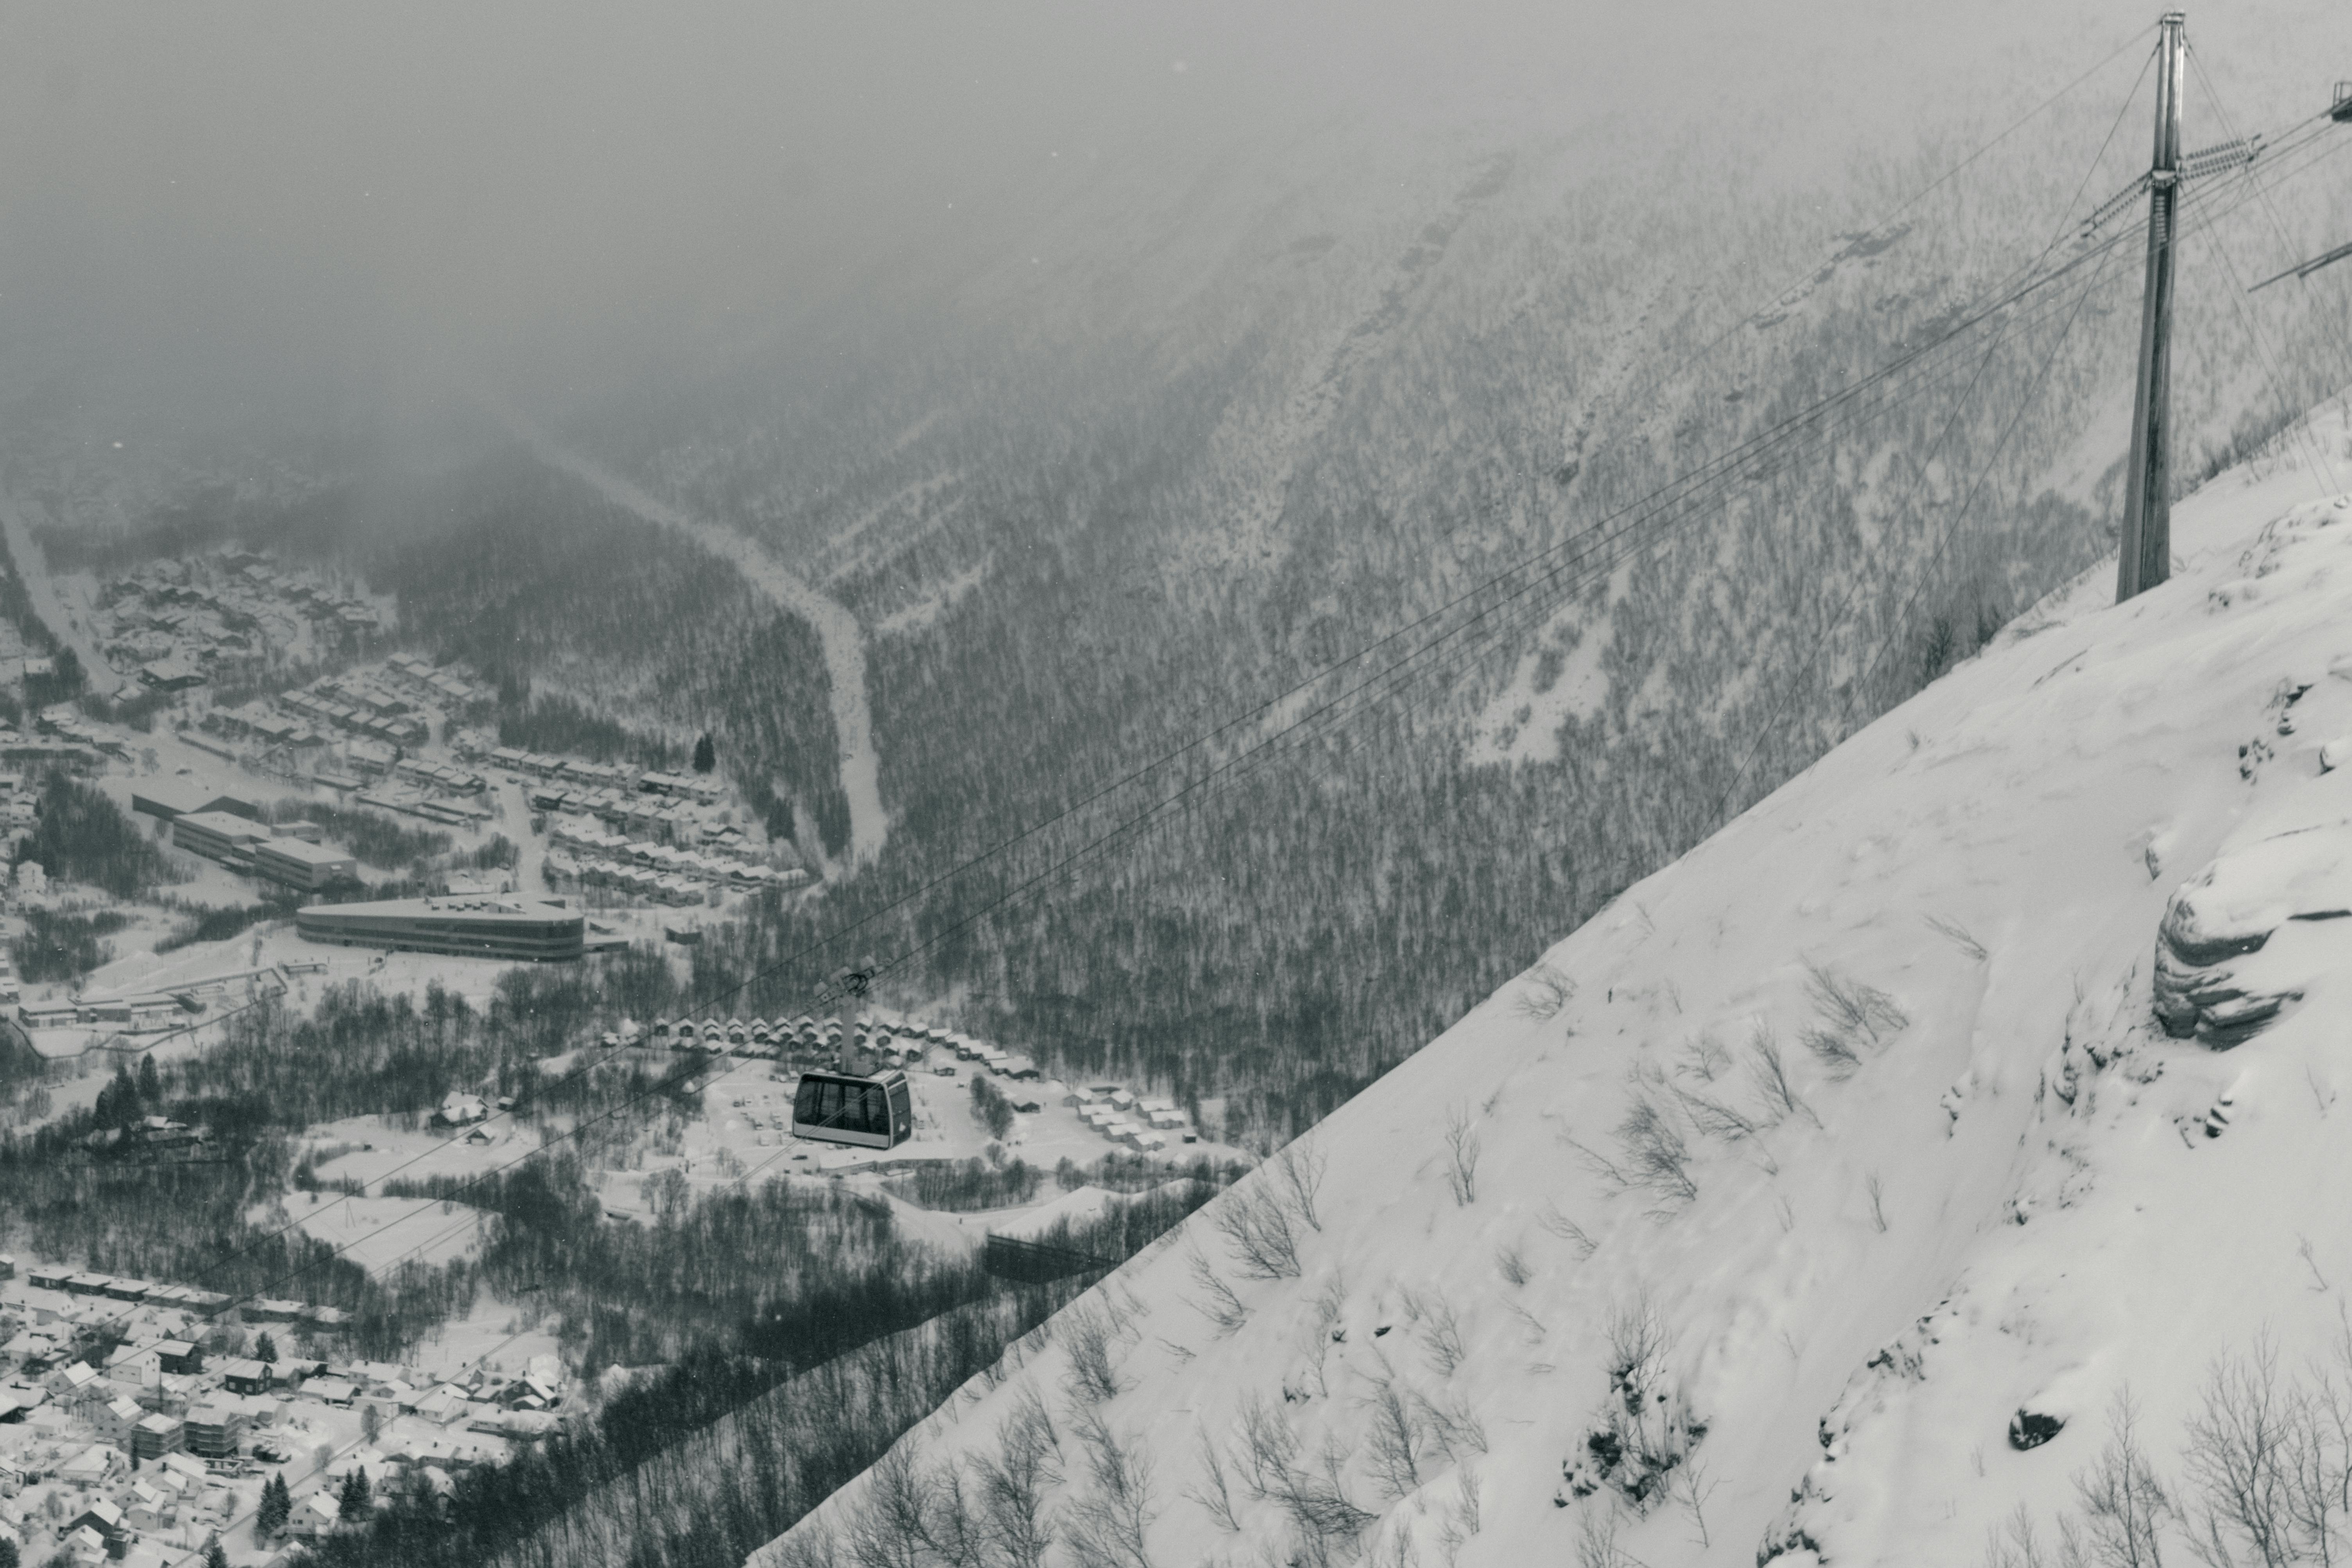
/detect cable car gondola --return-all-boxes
[791,1068,914,1149]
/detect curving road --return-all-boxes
[492,409,888,870]
[0,488,123,696]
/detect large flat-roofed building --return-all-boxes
[296,897,585,962]
[253,838,358,891]
[171,810,271,869]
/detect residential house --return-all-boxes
[131,1412,185,1460]
[92,1392,145,1445]
[220,1359,273,1396]
[184,1403,246,1458]
[287,1490,341,1538]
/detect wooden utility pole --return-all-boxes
[2117,13,2187,603]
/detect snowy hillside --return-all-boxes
[750,405,2352,1567]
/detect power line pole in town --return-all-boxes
[2117,11,2187,603]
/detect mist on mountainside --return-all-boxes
[5,8,2352,1566]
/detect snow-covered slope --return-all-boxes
[752,405,2352,1566]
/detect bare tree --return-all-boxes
[1409,1290,1465,1378]
[1517,962,1576,1020]
[1065,1405,1156,1568]
[1537,1203,1600,1258]
[2074,1388,2171,1568]
[1213,1184,1303,1280]
[1444,1105,1481,1206]
[1415,1386,1488,1462]
[1800,1024,1862,1079]
[846,1443,936,1568]
[1745,1026,1820,1128]
[1185,1243,1251,1334]
[1182,1423,1243,1533]
[1361,1376,1428,1500]
[1239,1393,1303,1500]
[1276,1138,1327,1232]
[1804,962,1910,1046]
[1065,1303,1123,1404]
[972,1387,1063,1568]
[2183,1336,2296,1567]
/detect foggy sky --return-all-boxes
[0,1,2334,447]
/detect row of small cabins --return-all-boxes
[382,652,494,712]
[548,821,806,892]
[481,748,723,806]
[645,1016,1043,1072]
[12,1267,349,1326]
[277,685,426,747]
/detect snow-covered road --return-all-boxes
[0,487,123,695]
[492,408,889,869]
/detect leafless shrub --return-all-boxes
[1865,1173,1888,1233]
[1183,1424,1242,1533]
[1065,1405,1156,1568]
[1671,1079,1760,1143]
[770,1524,840,1568]
[1186,1244,1250,1335]
[1981,1504,2056,1568]
[1239,1394,1302,1500]
[1745,1027,1819,1127]
[1234,1394,1373,1551]
[1575,1510,1639,1568]
[1800,1024,1862,1079]
[1928,914,1990,960]
[1276,1139,1327,1232]
[2073,1389,2170,1568]
[1674,1452,1719,1547]
[1410,1290,1465,1378]
[1517,962,1577,1020]
[1065,1303,1122,1404]
[846,1442,937,1568]
[1562,1298,1704,1513]
[2183,1335,2297,1567]
[1497,1242,1530,1286]
[1213,1184,1303,1280]
[1361,1378,1428,1500]
[1805,962,1909,1047]
[1678,1031,1731,1081]
[1417,1386,1489,1461]
[1443,1104,1481,1206]
[1611,1094,1698,1207]
[1538,1203,1599,1258]
[1433,1465,1483,1565]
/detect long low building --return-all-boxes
[170,809,271,869]
[253,838,359,891]
[296,897,585,962]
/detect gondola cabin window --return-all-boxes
[792,1069,913,1149]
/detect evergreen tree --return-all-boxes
[136,1053,162,1109]
[692,732,716,774]
[203,1537,229,1568]
[95,1063,140,1130]
[0,1536,19,1568]
[257,1474,291,1537]
[255,1331,278,1365]
[339,1466,372,1516]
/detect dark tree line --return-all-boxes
[14,771,183,899]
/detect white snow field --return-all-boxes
[753,413,2352,1566]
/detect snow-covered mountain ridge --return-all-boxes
[754,407,2352,1567]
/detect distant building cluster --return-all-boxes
[132,788,359,890]
[0,1256,559,1564]
[485,748,721,810]
[544,816,805,905]
[18,963,289,1035]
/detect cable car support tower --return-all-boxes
[2115,13,2188,603]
